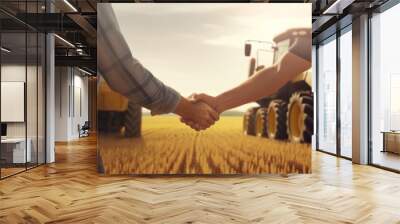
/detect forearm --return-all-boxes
[214,53,311,113]
[174,97,192,117]
[214,66,279,112]
[145,81,181,115]
[98,4,181,115]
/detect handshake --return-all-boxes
[174,93,221,131]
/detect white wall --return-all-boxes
[54,67,89,141]
[352,14,369,164]
[70,73,89,139]
[55,67,70,141]
[1,65,26,138]
[1,63,46,164]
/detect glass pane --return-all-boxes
[317,36,337,154]
[371,4,400,171]
[339,29,352,158]
[25,0,38,169]
[38,33,45,165]
[27,31,38,169]
[1,31,27,177]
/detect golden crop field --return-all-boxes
[98,115,311,175]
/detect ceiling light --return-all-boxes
[1,47,11,53]
[78,67,93,76]
[54,34,75,48]
[63,0,78,12]
[76,48,85,55]
[323,0,355,15]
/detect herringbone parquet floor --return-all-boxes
[1,135,400,223]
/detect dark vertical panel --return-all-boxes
[315,44,319,150]
[336,29,341,157]
[44,0,48,165]
[60,68,62,117]
[36,0,39,167]
[80,88,82,117]
[72,68,75,118]
[24,0,28,171]
[367,12,373,165]
[38,32,46,165]
[0,24,2,179]
[68,69,71,118]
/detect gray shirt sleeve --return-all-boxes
[288,37,311,62]
[97,4,181,115]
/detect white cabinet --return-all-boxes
[1,138,32,163]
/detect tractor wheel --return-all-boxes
[255,107,268,137]
[243,107,259,136]
[266,100,288,140]
[124,102,142,137]
[98,111,125,133]
[287,91,313,143]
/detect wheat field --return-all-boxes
[98,115,311,175]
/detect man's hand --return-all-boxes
[174,97,219,131]
[179,93,221,130]
[188,93,220,113]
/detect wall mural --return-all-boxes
[97,3,312,174]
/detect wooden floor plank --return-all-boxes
[0,135,400,223]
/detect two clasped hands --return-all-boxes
[173,93,220,131]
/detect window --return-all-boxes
[370,3,400,171]
[0,1,46,179]
[339,28,352,158]
[317,36,337,154]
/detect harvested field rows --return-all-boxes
[99,116,311,174]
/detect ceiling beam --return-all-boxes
[67,13,97,40]
[55,55,96,71]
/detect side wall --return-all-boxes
[54,67,89,141]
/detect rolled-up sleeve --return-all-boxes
[97,3,181,115]
[288,35,311,63]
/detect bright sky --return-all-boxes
[112,3,311,112]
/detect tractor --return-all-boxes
[98,78,142,137]
[242,28,313,143]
